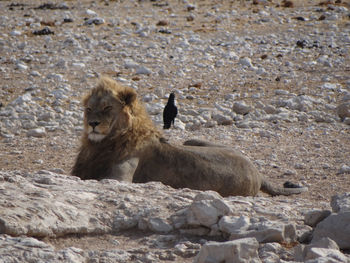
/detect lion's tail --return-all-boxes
[260,179,308,196]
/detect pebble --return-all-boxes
[0,0,348,259]
[27,128,46,138]
[84,17,105,25]
[136,66,152,75]
[337,165,350,175]
[232,101,251,115]
[238,57,253,68]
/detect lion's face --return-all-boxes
[83,80,136,142]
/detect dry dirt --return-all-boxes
[0,0,349,258]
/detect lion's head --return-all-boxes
[82,76,161,146]
[82,76,137,142]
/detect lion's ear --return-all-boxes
[119,88,137,106]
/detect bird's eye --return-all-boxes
[86,107,92,113]
[103,106,112,112]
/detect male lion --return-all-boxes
[72,76,307,197]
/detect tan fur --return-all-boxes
[72,77,307,197]
[72,76,162,180]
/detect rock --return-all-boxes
[15,62,28,70]
[336,102,350,121]
[136,66,152,75]
[218,216,250,234]
[331,193,350,213]
[312,212,350,250]
[230,221,297,243]
[27,128,46,138]
[146,103,163,115]
[10,30,22,36]
[258,242,284,262]
[295,237,348,262]
[337,164,350,175]
[84,17,105,25]
[305,247,349,262]
[186,193,231,227]
[147,217,173,233]
[32,27,54,36]
[238,57,253,68]
[304,209,331,227]
[194,238,261,263]
[232,101,252,115]
[212,112,233,125]
[86,9,97,16]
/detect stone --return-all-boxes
[212,112,233,125]
[304,209,331,227]
[312,212,350,250]
[218,216,250,234]
[186,193,231,227]
[230,221,297,243]
[147,218,173,233]
[84,17,105,25]
[232,101,252,115]
[331,193,350,213]
[27,128,46,138]
[295,237,348,262]
[238,57,253,68]
[194,238,261,263]
[136,66,152,75]
[337,165,350,175]
[337,102,350,121]
[305,247,349,262]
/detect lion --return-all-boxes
[72,76,307,197]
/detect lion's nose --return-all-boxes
[89,121,100,128]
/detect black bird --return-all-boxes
[163,93,178,129]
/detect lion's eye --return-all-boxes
[103,106,112,112]
[86,108,92,113]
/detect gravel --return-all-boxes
[0,0,349,261]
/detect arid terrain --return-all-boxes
[0,0,349,262]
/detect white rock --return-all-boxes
[11,93,32,105]
[331,193,350,213]
[194,238,261,263]
[124,59,139,69]
[212,112,232,125]
[232,101,251,115]
[305,247,349,262]
[16,62,28,70]
[27,128,46,138]
[230,221,297,243]
[312,212,350,250]
[238,57,253,68]
[10,30,22,36]
[186,193,231,227]
[337,165,350,174]
[30,71,41,77]
[146,103,163,115]
[147,218,173,233]
[321,83,338,91]
[295,237,347,262]
[47,73,64,82]
[72,62,86,68]
[86,9,97,16]
[136,66,152,75]
[218,216,250,234]
[304,210,331,227]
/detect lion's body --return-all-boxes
[72,76,307,197]
[133,142,261,196]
